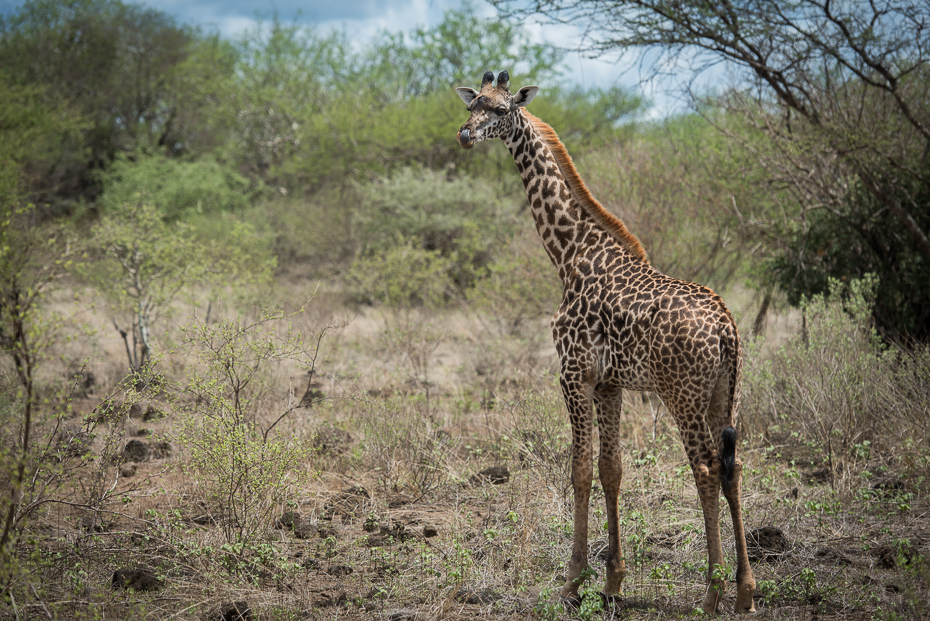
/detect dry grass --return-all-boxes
[1,282,928,621]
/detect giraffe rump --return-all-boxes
[523,111,649,264]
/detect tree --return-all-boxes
[90,202,275,374]
[0,200,73,576]
[0,0,235,204]
[496,0,930,339]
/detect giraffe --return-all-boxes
[454,71,756,614]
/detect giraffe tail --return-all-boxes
[720,425,737,492]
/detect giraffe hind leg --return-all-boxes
[707,375,757,613]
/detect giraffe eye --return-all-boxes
[496,106,508,116]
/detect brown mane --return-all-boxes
[524,111,649,264]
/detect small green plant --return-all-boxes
[174,309,327,567]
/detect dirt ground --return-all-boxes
[4,296,928,620]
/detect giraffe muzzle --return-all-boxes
[457,127,475,149]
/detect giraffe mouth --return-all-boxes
[457,128,475,149]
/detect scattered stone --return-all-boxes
[468,466,510,486]
[275,511,317,539]
[111,568,162,591]
[323,485,371,520]
[384,609,419,621]
[364,515,380,532]
[327,564,353,577]
[317,524,336,539]
[142,405,165,422]
[122,439,151,462]
[276,511,302,529]
[79,513,107,533]
[316,591,347,608]
[312,426,352,454]
[119,463,137,478]
[454,587,502,605]
[815,547,853,565]
[746,526,790,562]
[127,403,144,419]
[422,525,438,538]
[190,514,216,526]
[136,428,151,436]
[150,440,172,459]
[873,545,897,569]
[208,601,252,621]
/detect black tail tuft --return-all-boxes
[720,426,737,492]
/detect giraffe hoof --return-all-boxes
[735,582,757,613]
[553,592,582,610]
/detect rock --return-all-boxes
[468,466,510,486]
[111,568,161,591]
[208,601,252,621]
[364,515,380,532]
[127,403,144,419]
[119,463,137,478]
[276,511,302,529]
[873,545,897,568]
[384,609,419,621]
[150,440,172,459]
[142,405,165,422]
[190,514,216,526]
[422,525,438,538]
[80,513,107,533]
[323,485,371,520]
[454,587,502,605]
[327,564,353,577]
[122,439,150,462]
[316,591,347,608]
[275,511,316,539]
[136,428,151,436]
[747,526,790,562]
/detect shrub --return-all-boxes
[97,154,253,221]
[742,275,930,487]
[352,166,520,286]
[174,310,326,563]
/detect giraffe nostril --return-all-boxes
[459,128,471,144]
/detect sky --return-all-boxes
[0,0,707,115]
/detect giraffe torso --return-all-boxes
[553,235,736,399]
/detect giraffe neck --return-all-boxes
[502,110,648,283]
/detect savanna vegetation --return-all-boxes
[0,0,928,619]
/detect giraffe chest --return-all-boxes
[552,267,659,392]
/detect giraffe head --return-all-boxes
[455,70,538,149]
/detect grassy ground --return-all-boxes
[2,283,928,620]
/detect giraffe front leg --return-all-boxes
[558,376,594,601]
[560,432,593,601]
[596,389,626,597]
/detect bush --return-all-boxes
[353,167,519,272]
[174,310,325,563]
[97,154,253,221]
[742,275,930,488]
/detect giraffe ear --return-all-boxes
[455,87,479,106]
[513,86,538,108]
